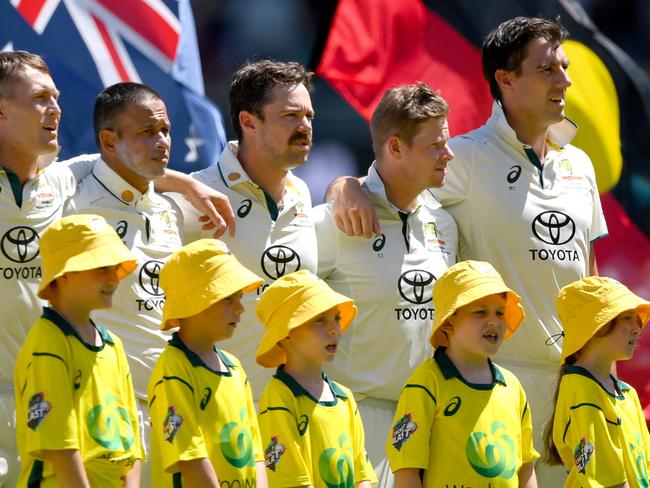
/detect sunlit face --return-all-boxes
[0,66,61,165]
[105,96,170,191]
[186,290,246,343]
[502,37,572,132]
[591,310,644,362]
[283,306,342,367]
[444,294,508,361]
[253,83,314,170]
[400,116,454,189]
[58,265,121,311]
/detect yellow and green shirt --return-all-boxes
[552,365,650,487]
[148,333,263,487]
[258,367,376,487]
[387,348,539,486]
[14,307,143,487]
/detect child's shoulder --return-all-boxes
[490,362,523,388]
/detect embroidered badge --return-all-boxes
[574,435,595,474]
[27,392,51,431]
[423,221,446,247]
[264,436,286,471]
[391,413,417,451]
[163,406,183,443]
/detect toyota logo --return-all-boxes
[261,245,301,280]
[398,269,435,304]
[1,227,40,263]
[139,260,164,296]
[532,211,576,245]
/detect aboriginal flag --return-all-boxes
[314,0,650,416]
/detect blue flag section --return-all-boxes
[0,0,225,173]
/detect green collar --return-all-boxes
[274,366,347,406]
[0,165,25,207]
[169,332,235,376]
[434,347,506,390]
[42,307,113,351]
[564,364,630,399]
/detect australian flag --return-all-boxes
[0,0,226,172]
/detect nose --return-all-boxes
[328,319,342,337]
[440,143,454,162]
[156,131,171,150]
[557,66,572,88]
[234,297,245,315]
[48,97,61,117]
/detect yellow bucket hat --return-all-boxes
[255,270,357,368]
[558,276,650,363]
[160,239,263,330]
[430,260,524,348]
[38,214,137,300]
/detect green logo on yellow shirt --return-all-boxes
[220,407,255,468]
[466,420,515,479]
[630,433,650,487]
[86,393,135,451]
[318,433,354,488]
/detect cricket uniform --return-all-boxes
[431,102,608,484]
[387,348,539,487]
[175,141,317,398]
[552,366,650,488]
[313,163,457,484]
[148,333,263,487]
[258,367,376,488]
[14,307,143,487]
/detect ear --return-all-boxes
[239,110,257,135]
[494,69,513,92]
[386,135,403,159]
[441,319,454,332]
[98,128,118,155]
[0,98,7,119]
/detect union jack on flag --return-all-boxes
[1,0,226,172]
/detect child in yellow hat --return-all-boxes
[387,260,539,487]
[147,239,267,487]
[255,270,376,487]
[14,214,143,487]
[543,276,650,487]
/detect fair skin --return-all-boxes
[177,458,268,488]
[45,265,142,484]
[376,116,454,212]
[0,66,61,184]
[237,83,314,204]
[574,310,643,393]
[394,465,537,488]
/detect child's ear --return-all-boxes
[441,319,453,332]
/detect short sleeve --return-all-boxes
[347,392,377,484]
[114,336,145,461]
[518,386,539,465]
[243,369,264,463]
[258,382,311,487]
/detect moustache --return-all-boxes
[289,133,312,145]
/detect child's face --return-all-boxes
[596,309,643,361]
[284,306,342,366]
[444,294,507,360]
[192,290,245,342]
[59,265,121,309]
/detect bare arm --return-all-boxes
[154,169,236,238]
[177,458,219,487]
[256,460,268,488]
[324,175,378,238]
[43,449,91,488]
[356,481,373,488]
[394,468,422,488]
[589,243,598,276]
[517,462,537,488]
[122,459,141,488]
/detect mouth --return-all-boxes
[325,343,338,354]
[483,331,500,344]
[289,134,312,151]
[549,94,565,106]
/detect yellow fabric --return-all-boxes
[38,214,137,299]
[557,276,650,363]
[552,366,650,487]
[148,335,263,486]
[386,349,538,486]
[159,239,263,330]
[258,368,376,487]
[256,270,357,367]
[14,308,143,487]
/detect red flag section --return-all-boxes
[317,0,650,417]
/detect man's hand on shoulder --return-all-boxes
[325,176,379,238]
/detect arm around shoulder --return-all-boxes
[325,175,378,238]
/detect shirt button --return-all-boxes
[121,190,134,202]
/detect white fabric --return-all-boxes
[357,397,396,488]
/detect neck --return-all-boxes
[178,329,216,355]
[0,147,39,185]
[283,361,324,389]
[237,142,288,204]
[48,299,95,343]
[574,355,616,389]
[102,154,149,193]
[502,108,550,161]
[375,160,421,212]
[444,346,493,384]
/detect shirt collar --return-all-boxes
[41,307,114,350]
[487,101,578,150]
[564,364,630,398]
[274,366,348,405]
[434,347,506,389]
[92,157,155,205]
[168,332,235,375]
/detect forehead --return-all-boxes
[265,83,312,110]
[114,96,169,126]
[412,116,449,140]
[6,66,57,96]
[522,37,568,65]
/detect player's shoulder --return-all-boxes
[191,163,227,191]
[286,172,312,203]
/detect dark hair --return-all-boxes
[0,51,50,97]
[370,82,449,159]
[229,59,314,141]
[482,17,568,101]
[93,82,163,147]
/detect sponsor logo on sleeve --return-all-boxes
[264,436,286,471]
[163,406,183,443]
[27,392,51,431]
[574,435,594,474]
[391,413,417,451]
